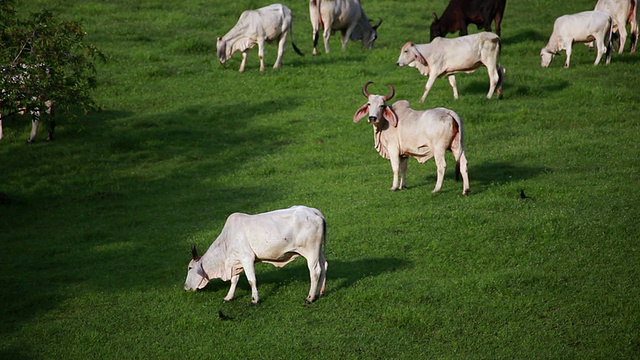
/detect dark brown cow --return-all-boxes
[430,0,506,41]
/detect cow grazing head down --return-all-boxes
[353,81,398,128]
[184,245,210,291]
[216,37,230,64]
[357,18,383,49]
[539,48,556,68]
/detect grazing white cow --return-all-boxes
[540,11,613,68]
[395,32,504,103]
[216,3,303,72]
[595,0,638,53]
[184,206,328,304]
[353,82,470,195]
[309,0,382,55]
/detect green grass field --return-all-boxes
[1,0,639,358]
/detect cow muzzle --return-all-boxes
[368,116,378,123]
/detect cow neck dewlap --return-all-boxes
[373,127,390,160]
[228,36,253,55]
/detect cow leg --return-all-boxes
[617,24,628,54]
[305,256,322,303]
[323,27,332,53]
[454,149,470,196]
[432,149,446,193]
[389,156,402,191]
[341,24,356,51]
[310,0,320,56]
[486,64,500,98]
[594,35,605,65]
[223,274,241,302]
[239,51,248,73]
[563,43,572,68]
[243,264,260,304]
[447,75,459,99]
[419,76,437,103]
[630,8,638,53]
[399,156,408,190]
[274,33,287,69]
[257,39,266,72]
[494,12,503,37]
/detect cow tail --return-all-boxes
[290,15,304,56]
[496,38,504,97]
[448,111,464,181]
[606,16,614,61]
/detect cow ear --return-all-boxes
[432,12,438,21]
[353,104,369,123]
[384,106,398,127]
[191,245,199,260]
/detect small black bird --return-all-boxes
[519,189,533,200]
[218,310,234,321]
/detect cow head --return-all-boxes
[216,37,230,64]
[429,12,443,41]
[396,42,428,71]
[353,18,382,49]
[540,48,555,68]
[183,245,210,291]
[353,81,398,128]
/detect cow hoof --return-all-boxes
[462,189,470,196]
[305,296,316,304]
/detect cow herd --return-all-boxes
[182,0,639,305]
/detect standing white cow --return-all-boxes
[540,11,613,68]
[595,0,638,53]
[309,0,382,55]
[216,4,303,72]
[353,82,470,195]
[184,206,328,305]
[395,32,504,103]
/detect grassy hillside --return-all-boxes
[1,0,639,358]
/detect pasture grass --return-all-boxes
[1,0,639,358]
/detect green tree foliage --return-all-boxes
[0,0,104,124]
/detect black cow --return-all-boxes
[430,0,506,41]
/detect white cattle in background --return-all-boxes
[540,11,613,68]
[309,0,382,55]
[595,0,638,53]
[216,3,303,72]
[395,32,504,102]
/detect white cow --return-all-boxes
[540,11,613,68]
[184,206,328,304]
[309,0,382,55]
[353,82,470,195]
[396,32,504,103]
[216,4,303,72]
[595,0,638,53]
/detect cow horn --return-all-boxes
[191,245,199,260]
[373,18,382,30]
[362,81,373,98]
[384,84,395,101]
[432,12,439,21]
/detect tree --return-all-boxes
[0,0,105,142]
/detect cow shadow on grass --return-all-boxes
[462,78,569,99]
[471,161,548,187]
[502,30,548,45]
[199,257,408,303]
